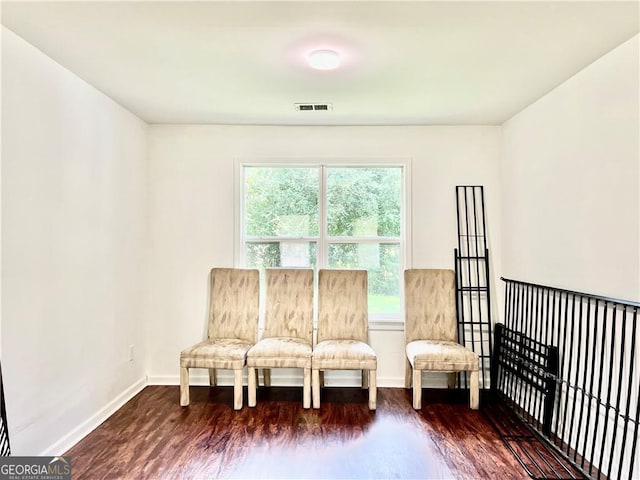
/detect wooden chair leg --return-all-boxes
[412,368,422,409]
[319,370,325,388]
[312,369,321,409]
[405,358,412,388]
[447,372,457,389]
[209,368,217,387]
[303,368,311,409]
[180,367,190,406]
[248,367,257,407]
[263,368,271,387]
[361,370,368,389]
[470,370,479,410]
[233,369,243,410]
[368,369,377,410]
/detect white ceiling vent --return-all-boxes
[295,103,333,112]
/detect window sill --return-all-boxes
[368,321,404,332]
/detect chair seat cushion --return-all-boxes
[180,338,253,369]
[312,340,377,370]
[407,340,479,372]
[247,337,312,368]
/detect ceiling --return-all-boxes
[2,1,638,126]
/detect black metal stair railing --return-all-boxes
[495,278,639,480]
[1,363,10,456]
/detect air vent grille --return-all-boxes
[295,103,333,112]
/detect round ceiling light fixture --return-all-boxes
[307,49,340,70]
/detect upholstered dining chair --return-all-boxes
[180,268,260,410]
[312,269,377,410]
[247,268,314,408]
[404,269,479,410]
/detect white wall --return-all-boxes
[1,28,149,454]
[146,125,502,387]
[502,34,640,301]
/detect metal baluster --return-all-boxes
[617,306,637,480]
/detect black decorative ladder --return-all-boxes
[454,185,493,389]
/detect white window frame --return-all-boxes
[235,158,412,324]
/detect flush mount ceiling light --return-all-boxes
[307,49,340,70]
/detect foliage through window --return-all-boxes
[242,165,404,320]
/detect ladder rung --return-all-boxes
[458,286,488,292]
[457,255,487,260]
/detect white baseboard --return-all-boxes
[40,377,147,456]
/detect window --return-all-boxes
[240,163,406,321]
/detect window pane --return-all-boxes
[328,243,401,314]
[244,167,319,237]
[326,167,401,237]
[242,164,404,321]
[246,242,317,269]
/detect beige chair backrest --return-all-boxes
[264,268,314,342]
[207,268,260,343]
[404,269,457,343]
[317,269,368,343]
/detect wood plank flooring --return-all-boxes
[65,386,529,479]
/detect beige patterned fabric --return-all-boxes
[313,269,377,410]
[180,268,260,410]
[406,340,479,371]
[247,337,312,368]
[263,268,314,341]
[404,269,479,410]
[404,269,457,343]
[247,269,314,408]
[317,269,368,343]
[181,338,254,370]
[312,340,377,370]
[208,268,260,343]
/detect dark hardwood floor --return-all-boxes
[65,386,529,479]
